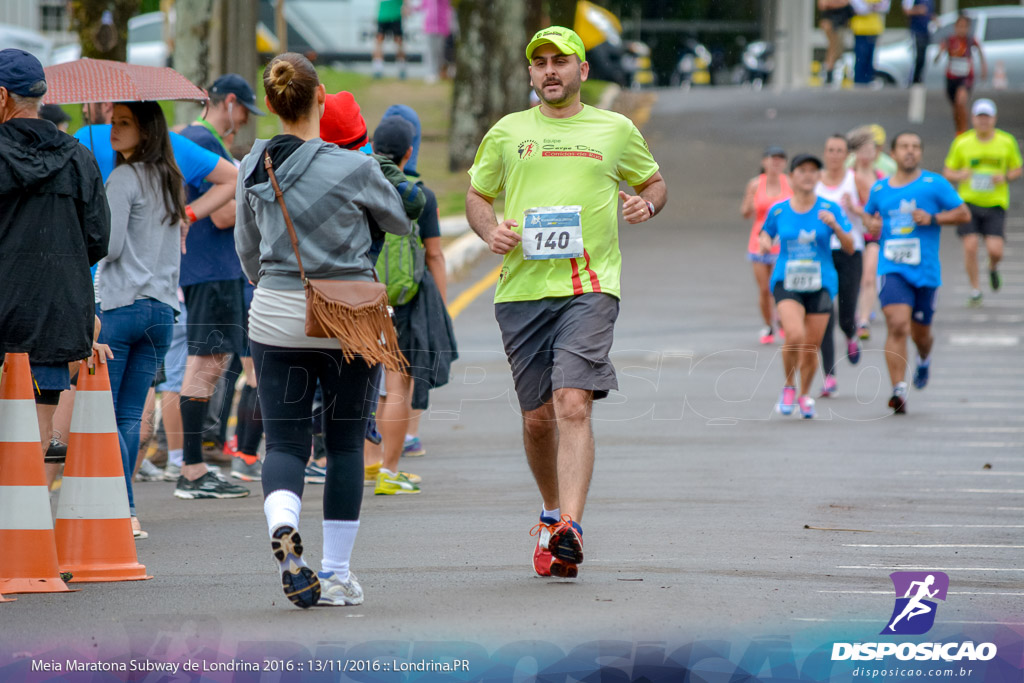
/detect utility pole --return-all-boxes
[275,0,287,53]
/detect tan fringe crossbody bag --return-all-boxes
[263,151,407,372]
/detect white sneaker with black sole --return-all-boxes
[173,472,250,499]
[317,570,364,606]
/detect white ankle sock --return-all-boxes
[542,507,560,521]
[264,490,301,536]
[168,448,184,467]
[322,520,360,581]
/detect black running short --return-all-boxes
[378,19,403,39]
[821,6,854,27]
[957,204,1006,239]
[946,76,972,103]
[183,279,245,357]
[494,293,619,413]
[773,283,833,315]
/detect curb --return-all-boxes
[442,223,491,279]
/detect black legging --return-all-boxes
[251,341,376,521]
[821,249,863,376]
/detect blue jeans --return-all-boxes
[854,35,877,84]
[97,299,174,515]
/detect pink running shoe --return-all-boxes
[819,374,838,398]
[759,326,775,345]
[798,395,816,419]
[776,386,797,415]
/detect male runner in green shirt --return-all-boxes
[466,26,667,579]
[942,98,1022,305]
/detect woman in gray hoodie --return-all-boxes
[235,52,410,609]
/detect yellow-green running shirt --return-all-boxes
[944,129,1022,209]
[469,105,659,303]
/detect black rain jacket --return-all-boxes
[0,117,109,364]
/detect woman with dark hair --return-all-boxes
[234,53,410,609]
[96,101,186,538]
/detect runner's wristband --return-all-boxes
[185,205,198,224]
[646,200,655,217]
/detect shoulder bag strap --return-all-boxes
[263,151,307,283]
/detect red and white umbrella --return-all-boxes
[42,58,207,105]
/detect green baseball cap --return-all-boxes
[526,26,586,63]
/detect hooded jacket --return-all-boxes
[0,118,110,364]
[235,135,410,291]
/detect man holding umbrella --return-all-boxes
[0,49,111,453]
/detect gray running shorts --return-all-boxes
[494,293,620,412]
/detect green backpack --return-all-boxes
[376,214,425,307]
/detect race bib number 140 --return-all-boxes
[522,206,584,260]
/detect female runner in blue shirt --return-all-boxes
[760,154,855,418]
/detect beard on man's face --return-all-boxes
[534,70,582,106]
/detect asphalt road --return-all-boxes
[2,86,1022,676]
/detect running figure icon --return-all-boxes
[882,571,949,635]
[888,574,939,632]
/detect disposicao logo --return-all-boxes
[831,571,998,662]
[883,571,948,636]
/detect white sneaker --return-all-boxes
[317,570,364,606]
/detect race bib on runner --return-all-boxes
[522,206,584,260]
[784,260,822,292]
[948,57,971,77]
[970,173,995,192]
[884,237,921,266]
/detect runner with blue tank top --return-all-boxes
[760,153,854,419]
[863,131,970,414]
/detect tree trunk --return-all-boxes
[173,0,215,125]
[216,0,260,156]
[448,0,528,172]
[70,0,141,62]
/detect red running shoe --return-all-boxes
[530,515,558,577]
[547,516,584,578]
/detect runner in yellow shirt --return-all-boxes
[466,26,666,579]
[942,99,1023,305]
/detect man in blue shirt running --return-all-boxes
[864,131,969,414]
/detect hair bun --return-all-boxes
[271,60,295,93]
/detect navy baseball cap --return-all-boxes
[209,73,263,115]
[372,116,416,158]
[790,153,823,172]
[0,49,47,97]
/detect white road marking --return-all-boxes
[897,470,1024,477]
[911,427,1024,433]
[816,590,1024,596]
[948,335,1021,346]
[837,565,1024,572]
[792,618,1024,625]
[916,488,1024,494]
[842,544,1024,549]
[872,528,1024,532]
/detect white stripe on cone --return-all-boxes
[69,389,118,434]
[0,398,42,443]
[0,486,54,530]
[56,476,130,521]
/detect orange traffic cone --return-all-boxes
[0,353,72,594]
[993,61,1008,90]
[54,355,151,582]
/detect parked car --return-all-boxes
[838,5,1024,88]
[0,23,53,65]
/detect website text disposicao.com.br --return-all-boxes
[850,665,979,679]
